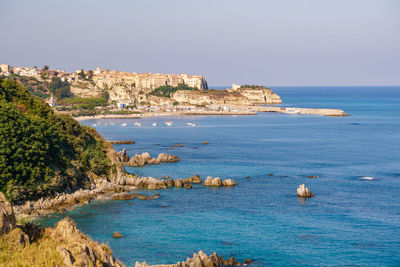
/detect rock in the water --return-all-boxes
[203,177,237,187]
[203,176,213,186]
[166,179,175,187]
[222,179,237,186]
[184,184,193,189]
[0,192,16,235]
[134,250,244,267]
[211,177,223,187]
[297,184,314,198]
[188,174,203,184]
[112,231,124,239]
[111,192,136,200]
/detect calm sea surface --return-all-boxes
[38,87,400,266]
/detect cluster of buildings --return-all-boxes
[0,63,208,91]
[0,63,76,83]
[91,67,208,90]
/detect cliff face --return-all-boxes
[171,87,282,106]
[69,70,282,106]
[70,71,208,105]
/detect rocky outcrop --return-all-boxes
[0,192,16,235]
[203,177,237,187]
[116,150,180,167]
[52,217,124,267]
[297,184,314,198]
[135,250,244,267]
[172,86,282,106]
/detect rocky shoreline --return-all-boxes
[7,140,243,266]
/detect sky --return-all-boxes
[0,0,399,86]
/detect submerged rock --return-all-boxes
[297,184,314,198]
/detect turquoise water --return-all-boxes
[38,87,400,266]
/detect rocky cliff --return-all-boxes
[69,69,282,106]
[171,86,282,106]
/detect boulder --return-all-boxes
[111,192,136,200]
[0,192,16,235]
[184,184,193,189]
[112,232,124,239]
[222,179,237,186]
[297,184,314,198]
[116,148,129,162]
[147,183,158,190]
[203,176,213,186]
[174,179,184,188]
[211,177,223,187]
[141,152,152,163]
[7,227,30,246]
[166,179,175,187]
[188,174,203,184]
[134,250,243,267]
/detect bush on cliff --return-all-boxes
[149,83,196,98]
[0,78,112,203]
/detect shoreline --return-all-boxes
[74,106,349,121]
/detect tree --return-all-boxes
[43,65,49,71]
[88,70,93,81]
[78,70,86,80]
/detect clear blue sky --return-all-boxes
[0,0,399,86]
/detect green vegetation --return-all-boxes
[0,78,112,203]
[103,110,142,115]
[149,83,196,98]
[57,97,108,110]
[173,101,179,106]
[48,77,72,99]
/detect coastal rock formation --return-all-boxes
[297,184,314,198]
[0,192,16,235]
[203,177,237,187]
[116,150,180,167]
[172,86,282,106]
[135,250,244,267]
[188,175,203,184]
[52,217,124,266]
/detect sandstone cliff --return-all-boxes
[172,86,282,106]
[69,69,281,106]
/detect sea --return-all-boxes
[37,86,400,266]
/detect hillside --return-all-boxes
[0,78,113,203]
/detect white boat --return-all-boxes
[286,108,299,114]
[187,122,196,127]
[165,121,173,126]
[92,123,97,127]
[121,123,127,127]
[152,122,158,127]
[134,122,142,127]
[359,176,375,180]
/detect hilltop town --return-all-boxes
[0,63,284,116]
